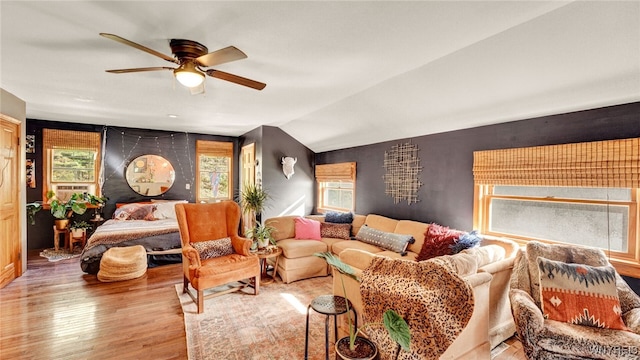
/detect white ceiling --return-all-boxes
[1,1,638,152]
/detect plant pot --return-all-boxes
[335,336,378,360]
[71,228,85,238]
[54,219,70,230]
[257,237,270,249]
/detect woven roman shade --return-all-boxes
[473,138,640,188]
[196,140,233,156]
[315,162,356,182]
[43,129,101,151]
[42,129,102,200]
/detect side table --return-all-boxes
[53,226,70,252]
[304,295,357,360]
[252,247,282,284]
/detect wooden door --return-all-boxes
[240,143,256,235]
[0,115,21,288]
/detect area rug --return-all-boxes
[39,247,82,262]
[175,276,337,360]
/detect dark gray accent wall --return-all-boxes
[316,102,640,228]
[316,102,640,292]
[26,119,238,250]
[241,126,315,221]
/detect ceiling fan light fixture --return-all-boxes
[174,62,204,88]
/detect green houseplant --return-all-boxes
[245,223,277,250]
[314,252,410,360]
[26,202,42,226]
[238,184,271,248]
[70,220,92,237]
[46,191,89,230]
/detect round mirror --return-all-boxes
[126,155,175,196]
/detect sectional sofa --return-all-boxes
[264,213,518,357]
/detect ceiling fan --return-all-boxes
[100,33,266,94]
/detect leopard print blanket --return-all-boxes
[360,257,474,360]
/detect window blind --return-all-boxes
[315,162,356,182]
[196,140,233,157]
[473,137,640,188]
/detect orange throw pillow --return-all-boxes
[537,256,628,330]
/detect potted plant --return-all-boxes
[46,191,89,230]
[245,223,277,250]
[314,252,410,360]
[26,202,42,225]
[238,183,271,247]
[70,220,91,238]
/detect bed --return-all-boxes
[80,201,185,274]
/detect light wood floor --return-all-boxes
[1,250,527,359]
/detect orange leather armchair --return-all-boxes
[175,201,260,313]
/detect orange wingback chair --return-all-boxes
[175,201,260,313]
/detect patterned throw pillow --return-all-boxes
[191,237,234,260]
[325,211,354,224]
[320,222,351,240]
[537,256,628,330]
[416,223,464,261]
[355,225,414,255]
[113,203,157,221]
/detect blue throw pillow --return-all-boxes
[356,225,415,255]
[325,211,353,224]
[450,230,482,254]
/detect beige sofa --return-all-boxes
[264,213,518,355]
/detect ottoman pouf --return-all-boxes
[97,245,147,282]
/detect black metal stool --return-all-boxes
[304,294,357,360]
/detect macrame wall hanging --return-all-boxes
[383,141,423,205]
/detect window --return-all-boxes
[316,162,356,212]
[42,129,101,201]
[196,140,233,202]
[473,138,640,276]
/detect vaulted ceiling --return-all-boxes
[1,1,638,152]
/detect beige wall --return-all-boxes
[1,88,27,273]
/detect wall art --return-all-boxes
[26,135,35,153]
[26,159,36,188]
[383,141,423,205]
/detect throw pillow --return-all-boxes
[325,211,354,224]
[113,203,157,221]
[294,217,322,240]
[355,225,415,255]
[416,223,464,261]
[537,256,628,330]
[152,200,188,220]
[450,230,482,254]
[191,237,234,260]
[320,222,351,240]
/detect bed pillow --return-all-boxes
[152,200,188,220]
[294,217,322,240]
[113,203,157,221]
[191,237,234,260]
[537,256,628,330]
[355,225,414,255]
[325,211,354,224]
[320,222,351,240]
[416,223,464,261]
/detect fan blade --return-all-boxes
[105,67,174,74]
[100,33,178,64]
[196,46,247,67]
[189,83,205,95]
[206,69,266,90]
